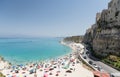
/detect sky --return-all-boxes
[0,0,110,37]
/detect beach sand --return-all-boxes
[0,41,94,77]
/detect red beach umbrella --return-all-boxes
[44,73,48,77]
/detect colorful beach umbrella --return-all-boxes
[44,73,48,77]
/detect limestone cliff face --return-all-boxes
[83,0,120,57]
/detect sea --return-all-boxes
[0,37,71,65]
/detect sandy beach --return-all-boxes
[0,41,94,77]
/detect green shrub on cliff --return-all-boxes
[64,36,83,43]
[102,55,120,71]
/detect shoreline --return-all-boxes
[0,40,94,77]
[0,40,72,67]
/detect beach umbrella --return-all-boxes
[62,62,65,65]
[15,70,19,73]
[12,66,16,69]
[62,64,69,69]
[49,68,54,71]
[30,68,36,74]
[29,69,34,74]
[19,64,23,67]
[12,75,16,77]
[53,66,57,68]
[44,73,48,77]
[36,64,41,69]
[57,71,60,73]
[56,73,59,76]
[70,68,73,70]
[40,69,43,71]
[23,74,27,77]
[70,59,75,62]
[66,70,72,73]
[49,72,53,75]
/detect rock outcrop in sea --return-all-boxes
[83,0,120,57]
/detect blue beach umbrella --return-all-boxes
[12,66,16,69]
[19,64,23,68]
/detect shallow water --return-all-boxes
[0,37,71,65]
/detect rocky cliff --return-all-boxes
[83,0,120,57]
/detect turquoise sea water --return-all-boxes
[0,38,71,65]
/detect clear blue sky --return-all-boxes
[0,0,110,37]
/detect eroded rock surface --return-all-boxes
[83,0,120,57]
